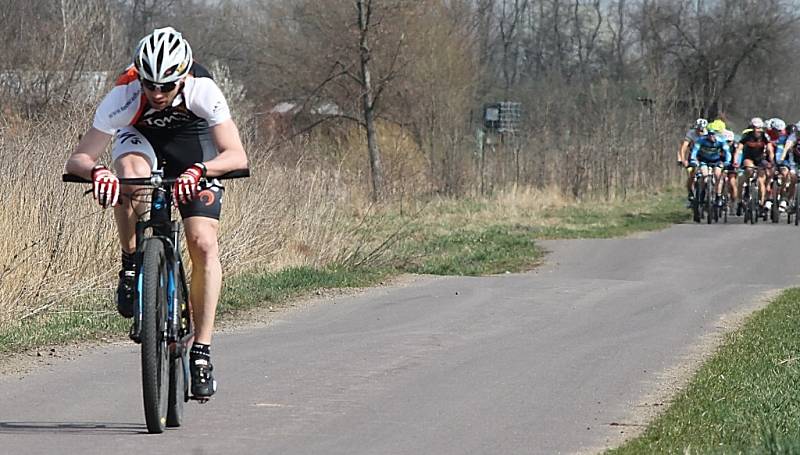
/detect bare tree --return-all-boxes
[356,0,386,202]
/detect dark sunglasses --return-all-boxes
[140,79,178,92]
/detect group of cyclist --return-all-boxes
[677,116,800,216]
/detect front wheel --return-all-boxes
[706,176,714,225]
[752,183,760,225]
[693,178,702,223]
[140,239,169,434]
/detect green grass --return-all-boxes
[536,191,688,239]
[0,266,390,355]
[608,288,800,454]
[0,299,129,355]
[396,224,543,276]
[378,189,687,276]
[218,265,389,315]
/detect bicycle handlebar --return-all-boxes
[62,168,250,185]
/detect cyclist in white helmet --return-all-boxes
[734,117,774,212]
[766,118,791,212]
[65,27,248,399]
[679,118,709,206]
[780,121,800,213]
[713,120,739,213]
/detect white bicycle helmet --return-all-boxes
[750,117,765,129]
[772,118,786,131]
[133,27,193,83]
[723,130,735,142]
[694,118,708,129]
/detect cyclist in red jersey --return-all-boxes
[64,27,248,399]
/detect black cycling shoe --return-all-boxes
[190,357,217,398]
[115,269,136,318]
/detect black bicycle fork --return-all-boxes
[129,186,192,352]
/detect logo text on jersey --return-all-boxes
[108,90,142,119]
[118,131,142,145]
[141,111,193,128]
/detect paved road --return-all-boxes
[1,221,799,454]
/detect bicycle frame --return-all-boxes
[129,172,192,356]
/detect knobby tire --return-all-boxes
[141,239,170,434]
[795,184,800,226]
[693,178,702,223]
[706,175,714,225]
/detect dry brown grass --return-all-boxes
[0,108,373,327]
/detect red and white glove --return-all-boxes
[92,165,119,208]
[174,163,207,205]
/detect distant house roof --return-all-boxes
[0,70,110,100]
[268,100,342,116]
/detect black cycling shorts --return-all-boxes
[111,126,223,220]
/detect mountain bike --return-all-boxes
[720,175,731,224]
[704,166,721,224]
[63,168,249,433]
[691,165,719,224]
[790,174,800,226]
[691,168,704,223]
[741,166,759,224]
[769,167,785,223]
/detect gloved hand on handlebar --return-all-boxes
[92,165,119,208]
[174,163,207,205]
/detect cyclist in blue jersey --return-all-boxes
[690,125,732,207]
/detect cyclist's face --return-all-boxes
[141,80,182,111]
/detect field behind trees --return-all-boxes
[2,0,800,325]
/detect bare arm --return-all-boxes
[678,140,690,162]
[64,127,114,179]
[733,143,742,167]
[205,119,249,177]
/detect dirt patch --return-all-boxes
[577,289,780,454]
[0,338,127,378]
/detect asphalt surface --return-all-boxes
[1,220,799,454]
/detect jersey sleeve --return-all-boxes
[690,141,700,162]
[185,78,232,127]
[92,85,142,135]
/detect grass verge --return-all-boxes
[608,288,800,454]
[0,266,390,356]
[0,188,687,356]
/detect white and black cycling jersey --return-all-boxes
[92,62,232,179]
[93,62,231,135]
